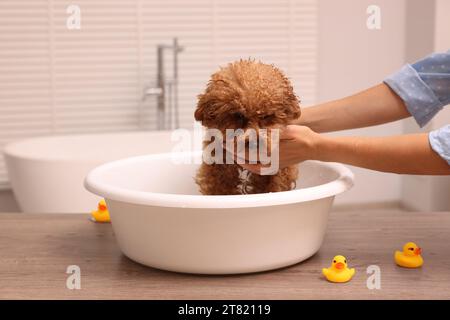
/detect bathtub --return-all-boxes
[4,131,199,213]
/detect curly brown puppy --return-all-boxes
[194,60,301,195]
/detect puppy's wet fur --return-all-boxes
[194,60,301,195]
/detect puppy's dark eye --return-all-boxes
[232,112,248,128]
[261,114,275,121]
[233,112,245,120]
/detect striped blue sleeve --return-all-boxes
[384,51,450,166]
[384,51,450,128]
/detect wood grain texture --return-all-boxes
[1,210,449,300]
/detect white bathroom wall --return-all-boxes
[317,0,406,206]
[0,0,319,211]
[0,0,318,190]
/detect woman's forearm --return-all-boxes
[240,126,450,175]
[316,133,450,175]
[296,83,411,133]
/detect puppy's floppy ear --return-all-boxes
[195,77,229,123]
[194,94,207,122]
[284,89,301,121]
[277,72,301,121]
[289,100,301,120]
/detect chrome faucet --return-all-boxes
[144,38,184,130]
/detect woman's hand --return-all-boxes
[236,125,450,176]
[239,125,321,174]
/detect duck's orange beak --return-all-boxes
[99,204,107,211]
[335,262,344,269]
[415,247,422,255]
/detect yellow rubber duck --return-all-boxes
[90,199,110,223]
[395,242,423,268]
[322,255,355,283]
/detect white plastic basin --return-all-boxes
[84,151,354,274]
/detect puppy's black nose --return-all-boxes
[232,112,248,128]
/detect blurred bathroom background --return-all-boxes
[0,0,449,213]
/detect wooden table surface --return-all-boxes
[1,209,449,300]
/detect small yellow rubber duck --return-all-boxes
[322,255,355,283]
[90,199,110,223]
[395,242,423,268]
